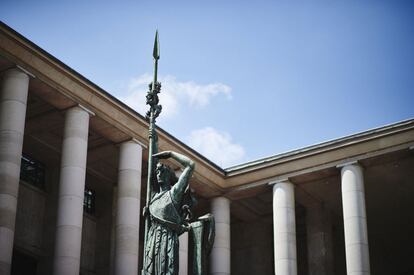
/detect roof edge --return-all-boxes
[0,21,226,174]
[225,118,414,174]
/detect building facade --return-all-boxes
[0,22,413,275]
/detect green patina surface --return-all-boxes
[141,31,214,275]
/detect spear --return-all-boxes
[152,30,160,92]
[142,30,161,274]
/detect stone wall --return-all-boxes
[80,215,97,274]
[14,182,46,256]
[231,219,274,275]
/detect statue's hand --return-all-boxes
[153,151,172,159]
[181,223,191,232]
[142,206,149,217]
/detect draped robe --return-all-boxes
[143,189,184,275]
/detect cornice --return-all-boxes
[225,118,414,176]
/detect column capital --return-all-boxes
[336,160,362,169]
[63,104,95,116]
[78,104,95,116]
[1,66,34,78]
[116,137,147,149]
[211,196,231,204]
[268,178,291,186]
[16,65,35,78]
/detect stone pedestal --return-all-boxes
[0,68,29,275]
[53,106,90,275]
[272,180,297,275]
[340,163,370,275]
[114,141,142,275]
[210,197,231,275]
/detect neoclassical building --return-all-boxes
[1,22,413,275]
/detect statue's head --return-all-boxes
[155,162,177,191]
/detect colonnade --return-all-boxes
[271,163,371,275]
[0,67,233,275]
[0,67,371,275]
[0,68,145,275]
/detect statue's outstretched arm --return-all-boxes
[153,151,195,203]
[154,151,194,167]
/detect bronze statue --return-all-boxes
[141,31,214,275]
[143,149,194,274]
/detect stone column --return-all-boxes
[53,106,91,275]
[272,180,297,275]
[210,197,231,275]
[0,68,29,275]
[306,203,334,275]
[340,162,370,275]
[179,232,188,275]
[114,141,142,275]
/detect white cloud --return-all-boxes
[187,127,245,168]
[118,74,231,119]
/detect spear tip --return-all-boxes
[153,30,160,60]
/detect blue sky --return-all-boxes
[2,0,414,167]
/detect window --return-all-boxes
[20,154,45,189]
[84,188,95,214]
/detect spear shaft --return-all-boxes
[142,31,160,274]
